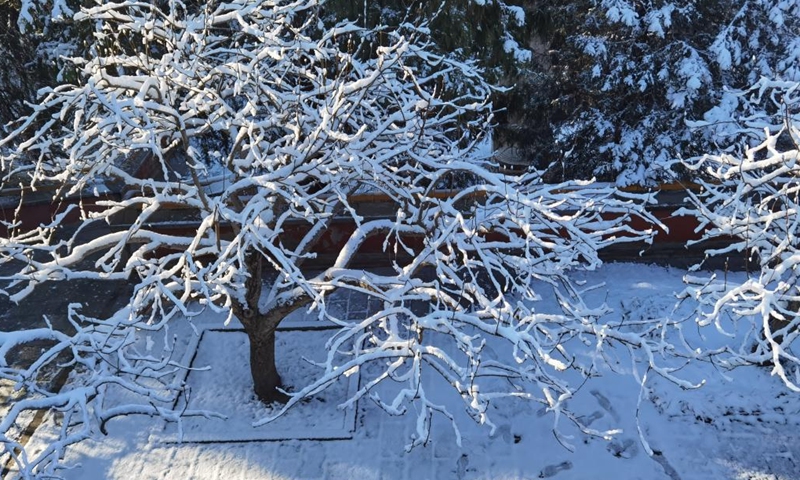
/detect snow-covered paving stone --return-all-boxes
[6,264,800,480]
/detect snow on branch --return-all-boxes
[1,0,680,475]
[677,77,800,391]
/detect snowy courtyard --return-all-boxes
[3,263,797,480]
[2,0,800,479]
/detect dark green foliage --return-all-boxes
[499,0,800,184]
[0,1,35,128]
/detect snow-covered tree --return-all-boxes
[0,0,534,128]
[1,0,675,476]
[326,0,531,67]
[677,75,800,390]
[504,0,800,185]
[670,2,800,386]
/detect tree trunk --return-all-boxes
[244,323,290,404]
[233,250,310,404]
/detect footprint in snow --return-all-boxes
[491,424,512,443]
[591,389,621,422]
[456,454,469,480]
[607,438,638,459]
[578,410,604,427]
[539,461,572,478]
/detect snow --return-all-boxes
[163,329,358,443]
[502,36,532,63]
[4,264,798,480]
[604,2,639,27]
[4,1,800,477]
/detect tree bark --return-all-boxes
[232,250,310,404]
[244,321,290,404]
[232,251,287,404]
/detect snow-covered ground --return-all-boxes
[6,264,799,480]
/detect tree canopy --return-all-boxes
[5,0,797,186]
[2,1,800,476]
[0,0,675,476]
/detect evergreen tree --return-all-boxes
[506,0,800,185]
